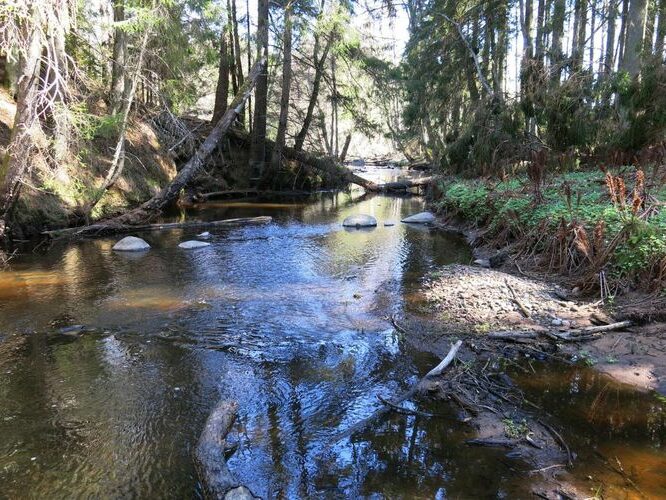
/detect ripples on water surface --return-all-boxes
[1,168,665,498]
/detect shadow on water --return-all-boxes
[0,167,664,497]
[510,362,666,498]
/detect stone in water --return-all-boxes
[401,211,436,224]
[197,231,211,238]
[342,214,377,228]
[383,221,396,226]
[112,236,150,251]
[179,240,211,249]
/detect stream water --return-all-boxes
[0,167,665,498]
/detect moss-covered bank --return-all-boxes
[431,168,666,294]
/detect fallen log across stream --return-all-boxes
[42,216,272,239]
[332,340,463,442]
[195,400,258,499]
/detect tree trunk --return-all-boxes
[572,0,588,71]
[551,0,566,83]
[110,2,127,115]
[270,3,293,173]
[620,0,648,77]
[249,0,269,174]
[656,0,666,55]
[535,0,547,62]
[604,0,618,74]
[227,0,239,96]
[618,0,631,66]
[339,133,352,163]
[230,0,245,123]
[0,3,43,240]
[245,0,252,132]
[294,35,333,151]
[212,25,230,123]
[589,0,597,72]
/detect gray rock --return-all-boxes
[178,240,211,249]
[113,236,150,252]
[342,214,377,228]
[197,231,211,238]
[489,250,510,268]
[401,211,436,224]
[383,221,396,226]
[473,258,491,268]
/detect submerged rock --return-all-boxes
[112,236,150,251]
[384,221,396,226]
[179,240,211,249]
[342,214,377,228]
[401,211,436,224]
[197,231,211,238]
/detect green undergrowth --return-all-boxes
[433,168,666,293]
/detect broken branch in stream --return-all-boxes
[195,400,257,499]
[331,340,463,442]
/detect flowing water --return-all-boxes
[0,167,665,498]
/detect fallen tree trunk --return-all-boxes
[43,216,272,239]
[366,176,436,192]
[225,128,377,190]
[128,57,266,221]
[195,400,257,499]
[332,340,463,442]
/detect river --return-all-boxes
[0,167,664,498]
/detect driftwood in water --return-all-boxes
[365,176,435,192]
[195,400,257,500]
[43,216,272,239]
[332,340,463,442]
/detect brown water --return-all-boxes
[0,167,665,498]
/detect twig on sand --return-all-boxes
[505,279,531,318]
[538,419,573,467]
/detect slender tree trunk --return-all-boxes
[246,0,252,132]
[620,0,648,77]
[572,0,588,71]
[339,133,352,163]
[294,35,333,151]
[536,0,547,62]
[656,0,666,55]
[212,26,230,123]
[604,0,618,74]
[270,3,293,172]
[110,2,127,115]
[231,0,245,124]
[551,0,566,83]
[618,0,631,64]
[249,0,269,173]
[227,1,239,95]
[590,0,597,72]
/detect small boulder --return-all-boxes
[473,258,491,268]
[401,211,436,224]
[342,214,377,228]
[197,231,211,238]
[113,236,150,252]
[179,240,211,249]
[384,221,395,227]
